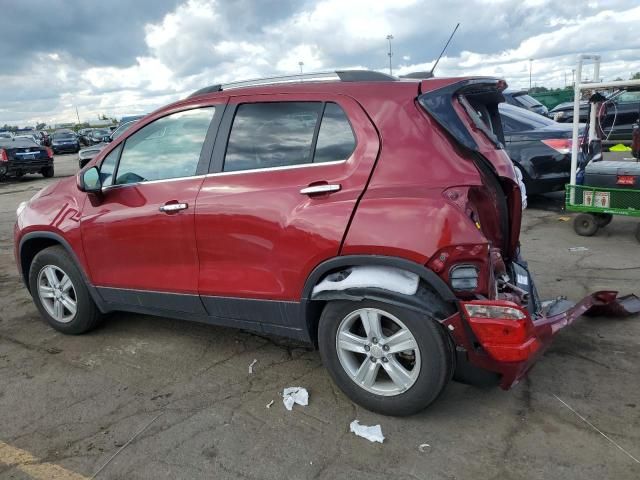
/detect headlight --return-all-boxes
[16,201,27,217]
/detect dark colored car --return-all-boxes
[38,131,51,147]
[78,120,139,168]
[15,71,631,416]
[0,137,54,179]
[51,130,80,154]
[503,90,548,117]
[550,90,640,144]
[88,128,111,145]
[77,128,93,146]
[500,103,584,194]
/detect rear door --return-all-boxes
[195,93,379,314]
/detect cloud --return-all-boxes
[1,0,639,125]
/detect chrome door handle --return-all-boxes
[300,184,341,195]
[159,202,188,212]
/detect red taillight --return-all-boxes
[46,147,54,158]
[617,175,635,186]
[0,149,7,162]
[463,301,540,362]
[541,138,572,155]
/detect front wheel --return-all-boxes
[41,166,54,178]
[574,213,599,237]
[28,246,102,334]
[318,300,452,416]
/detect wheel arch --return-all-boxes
[301,255,459,346]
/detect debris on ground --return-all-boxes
[266,400,274,409]
[282,387,309,411]
[557,216,571,222]
[418,443,431,453]
[568,246,589,252]
[248,359,257,374]
[349,420,384,443]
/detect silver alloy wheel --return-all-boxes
[336,307,421,396]
[37,265,77,323]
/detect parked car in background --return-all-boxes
[51,130,80,154]
[549,100,589,123]
[38,131,51,146]
[88,128,111,145]
[78,120,139,168]
[0,131,14,140]
[503,90,548,116]
[16,72,622,416]
[0,136,54,178]
[77,128,93,146]
[499,103,584,194]
[14,134,41,145]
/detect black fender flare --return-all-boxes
[18,231,109,313]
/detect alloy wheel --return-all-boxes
[37,265,77,323]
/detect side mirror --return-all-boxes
[103,135,112,143]
[78,166,102,193]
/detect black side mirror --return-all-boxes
[78,166,102,193]
[103,135,112,143]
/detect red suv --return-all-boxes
[14,71,627,416]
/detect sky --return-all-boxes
[1,0,639,126]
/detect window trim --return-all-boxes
[99,103,225,191]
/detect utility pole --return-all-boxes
[529,58,533,90]
[386,34,394,76]
[75,106,80,125]
[298,61,304,74]
[572,69,575,87]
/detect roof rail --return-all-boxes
[399,71,434,79]
[187,69,396,98]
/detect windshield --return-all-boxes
[111,121,137,140]
[54,132,75,140]
[514,94,543,108]
[92,129,110,137]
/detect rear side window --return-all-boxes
[224,102,322,172]
[115,107,214,184]
[314,102,356,163]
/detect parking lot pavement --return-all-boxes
[0,154,638,479]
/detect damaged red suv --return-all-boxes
[14,71,633,416]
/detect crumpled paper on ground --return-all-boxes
[282,387,309,411]
[349,420,385,443]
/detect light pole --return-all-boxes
[386,34,394,76]
[529,58,533,90]
[298,61,304,74]
[572,69,575,87]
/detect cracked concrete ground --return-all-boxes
[0,154,639,479]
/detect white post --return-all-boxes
[568,57,583,204]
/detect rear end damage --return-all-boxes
[418,77,640,388]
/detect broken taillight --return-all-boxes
[0,149,8,162]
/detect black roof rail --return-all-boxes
[187,69,396,98]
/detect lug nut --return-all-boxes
[382,344,389,351]
[372,337,378,344]
[364,345,370,352]
[382,357,389,363]
[370,356,377,363]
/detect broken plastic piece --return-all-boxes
[568,246,589,252]
[312,266,419,296]
[266,400,274,409]
[418,443,431,453]
[282,387,309,411]
[248,359,257,374]
[349,420,384,443]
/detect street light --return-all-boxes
[529,58,533,90]
[298,61,304,74]
[386,34,394,76]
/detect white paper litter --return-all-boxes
[282,387,309,411]
[266,400,274,409]
[349,420,384,443]
[568,246,589,252]
[312,266,419,296]
[418,443,431,453]
[248,359,257,374]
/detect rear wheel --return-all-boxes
[28,246,102,334]
[574,213,599,237]
[41,166,54,178]
[318,300,452,416]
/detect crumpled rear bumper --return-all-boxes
[442,291,640,389]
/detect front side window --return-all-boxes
[314,102,356,163]
[616,91,640,104]
[224,102,322,172]
[115,107,215,185]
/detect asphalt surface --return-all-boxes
[0,154,639,479]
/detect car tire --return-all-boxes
[28,246,102,334]
[41,166,54,178]
[573,213,599,237]
[594,213,613,228]
[318,299,452,416]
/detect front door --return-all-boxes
[194,94,380,330]
[81,105,221,308]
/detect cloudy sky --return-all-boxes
[1,0,639,126]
